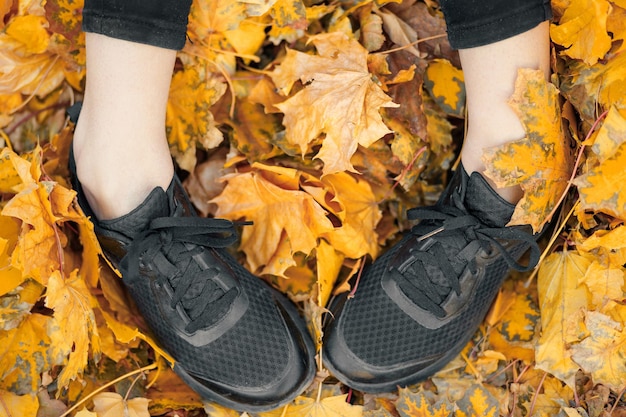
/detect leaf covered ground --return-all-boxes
[1,0,626,416]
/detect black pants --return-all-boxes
[82,0,552,51]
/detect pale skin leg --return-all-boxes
[459,21,551,204]
[72,33,176,220]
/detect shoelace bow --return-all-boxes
[394,199,540,318]
[121,216,249,333]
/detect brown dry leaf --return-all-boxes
[550,0,611,65]
[377,8,422,58]
[482,68,572,233]
[571,311,626,391]
[257,394,363,417]
[212,164,334,276]
[358,6,385,52]
[271,32,398,175]
[92,392,150,417]
[535,250,591,387]
[0,389,39,417]
[45,269,100,388]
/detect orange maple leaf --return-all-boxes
[270,31,398,175]
[550,0,611,65]
[212,164,334,276]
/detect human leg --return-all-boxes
[71,1,315,410]
[323,0,551,392]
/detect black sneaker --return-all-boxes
[68,123,315,411]
[322,164,541,392]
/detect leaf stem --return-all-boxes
[527,371,548,416]
[58,362,157,417]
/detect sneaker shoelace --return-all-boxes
[393,196,540,318]
[120,216,249,333]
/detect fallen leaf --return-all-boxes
[574,141,626,220]
[535,250,591,387]
[45,269,100,388]
[212,164,334,276]
[271,32,398,175]
[166,67,226,171]
[424,59,465,117]
[257,393,362,417]
[395,388,454,417]
[550,0,611,65]
[482,68,573,233]
[571,311,626,391]
[92,392,150,417]
[455,384,499,417]
[0,390,38,417]
[266,0,308,45]
[0,313,67,395]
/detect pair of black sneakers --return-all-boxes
[69,110,541,411]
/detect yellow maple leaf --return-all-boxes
[92,392,150,417]
[303,171,381,259]
[267,0,308,45]
[271,32,398,175]
[5,14,50,55]
[0,22,65,96]
[0,390,39,417]
[101,310,174,365]
[0,215,22,297]
[550,0,612,65]
[212,164,334,276]
[424,59,465,117]
[258,393,362,417]
[535,250,591,387]
[455,384,499,417]
[489,290,540,362]
[571,311,626,391]
[580,261,625,307]
[395,388,454,417]
[587,106,626,163]
[482,68,573,233]
[559,52,626,125]
[45,269,100,388]
[574,141,626,220]
[316,239,344,307]
[0,313,67,394]
[166,66,226,171]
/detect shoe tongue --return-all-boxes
[98,185,171,238]
[465,171,515,228]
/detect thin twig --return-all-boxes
[379,34,448,55]
[58,362,157,417]
[528,371,548,416]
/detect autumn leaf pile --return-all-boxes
[2,0,626,416]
